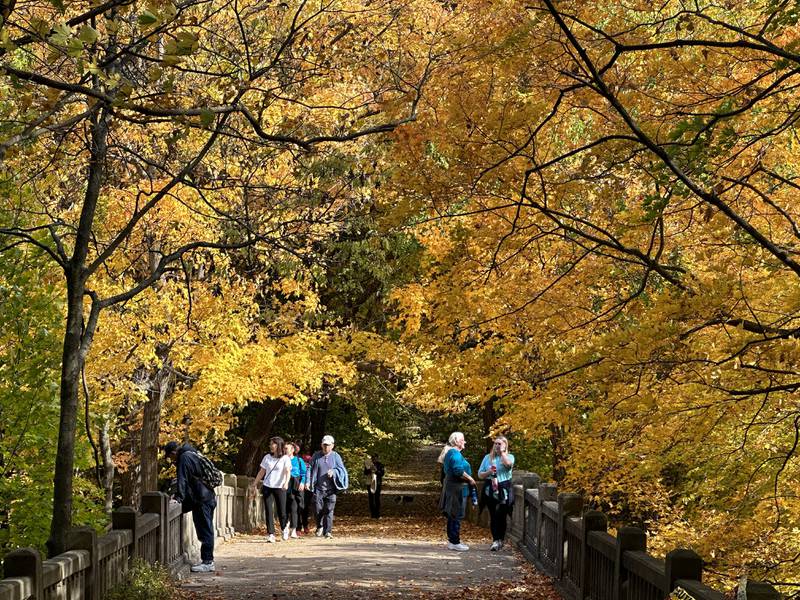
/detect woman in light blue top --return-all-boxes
[478,436,515,551]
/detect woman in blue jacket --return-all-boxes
[285,441,307,539]
[439,431,477,552]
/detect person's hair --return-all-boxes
[448,431,464,446]
[438,432,464,463]
[284,441,295,454]
[270,436,285,457]
[490,436,509,462]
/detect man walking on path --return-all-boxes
[309,435,348,538]
[165,441,217,572]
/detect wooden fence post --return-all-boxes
[112,506,139,560]
[665,549,703,592]
[580,511,607,600]
[141,492,168,563]
[67,527,98,600]
[3,547,43,600]
[613,526,646,600]
[557,493,583,580]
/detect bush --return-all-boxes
[107,559,179,600]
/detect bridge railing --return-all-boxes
[466,472,781,600]
[0,474,261,600]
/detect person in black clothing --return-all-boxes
[164,441,217,572]
[364,454,385,519]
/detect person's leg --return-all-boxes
[314,490,325,534]
[375,482,381,518]
[262,487,275,535]
[191,503,215,563]
[367,489,376,518]
[486,495,500,541]
[275,488,288,532]
[287,491,298,530]
[324,493,337,534]
[302,490,312,531]
[497,502,509,541]
[446,516,459,544]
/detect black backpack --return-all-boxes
[193,451,223,490]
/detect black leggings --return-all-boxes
[485,494,510,541]
[261,486,287,535]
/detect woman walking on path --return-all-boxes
[478,436,515,551]
[251,436,292,542]
[285,441,307,538]
[439,432,477,552]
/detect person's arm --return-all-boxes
[376,463,384,478]
[478,455,492,479]
[500,451,513,468]
[252,467,267,489]
[457,455,476,485]
[175,455,188,502]
[281,457,292,490]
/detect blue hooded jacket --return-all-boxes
[308,450,348,493]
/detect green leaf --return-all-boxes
[78,25,98,44]
[137,10,159,26]
[200,109,215,127]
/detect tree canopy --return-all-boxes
[1,0,799,590]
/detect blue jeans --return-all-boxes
[191,502,216,562]
[446,516,462,544]
[314,490,337,534]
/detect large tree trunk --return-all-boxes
[233,399,285,475]
[47,108,108,557]
[308,394,330,451]
[140,358,174,493]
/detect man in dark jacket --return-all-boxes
[164,441,216,572]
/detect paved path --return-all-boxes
[180,517,526,599]
[180,446,542,599]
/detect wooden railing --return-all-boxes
[466,473,783,600]
[0,473,263,600]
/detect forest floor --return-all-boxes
[180,446,559,600]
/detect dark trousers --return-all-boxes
[486,495,510,541]
[286,487,304,530]
[261,486,287,535]
[446,516,462,544]
[367,484,382,518]
[301,489,313,530]
[191,502,216,562]
[314,489,337,533]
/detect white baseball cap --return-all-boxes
[321,435,335,446]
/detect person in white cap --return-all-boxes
[308,435,349,538]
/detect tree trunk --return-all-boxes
[549,424,566,483]
[308,394,330,451]
[100,419,115,515]
[233,399,285,475]
[140,359,174,493]
[482,397,496,454]
[47,108,108,557]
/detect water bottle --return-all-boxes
[469,484,478,506]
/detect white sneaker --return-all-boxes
[190,562,215,572]
[290,529,299,539]
[267,534,275,543]
[315,528,324,537]
[447,542,469,552]
[282,529,289,541]
[490,541,500,551]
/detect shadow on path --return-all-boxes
[180,517,525,599]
